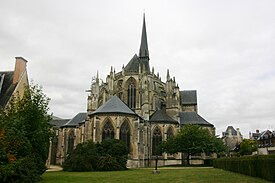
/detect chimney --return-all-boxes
[13,57,28,84]
[236,128,241,142]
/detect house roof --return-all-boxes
[180,90,197,105]
[259,130,272,140]
[179,111,213,127]
[0,71,16,108]
[149,109,178,124]
[91,96,136,116]
[62,112,87,127]
[223,126,238,136]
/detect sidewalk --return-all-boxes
[46,165,63,172]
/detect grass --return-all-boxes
[41,167,272,183]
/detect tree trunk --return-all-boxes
[187,153,190,165]
[181,152,184,165]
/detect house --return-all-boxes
[0,57,29,109]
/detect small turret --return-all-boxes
[166,69,170,81]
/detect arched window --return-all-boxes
[67,130,74,154]
[102,120,114,140]
[120,120,131,150]
[167,127,174,140]
[152,126,162,156]
[127,78,136,109]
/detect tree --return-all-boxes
[161,124,225,165]
[239,139,257,156]
[0,84,52,183]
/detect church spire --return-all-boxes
[139,14,149,60]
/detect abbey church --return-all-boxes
[52,15,215,167]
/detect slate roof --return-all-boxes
[49,118,70,128]
[180,90,197,105]
[91,96,136,116]
[125,54,140,72]
[179,111,213,127]
[124,54,150,73]
[62,112,87,127]
[223,126,238,136]
[259,130,272,139]
[0,71,16,108]
[149,109,178,124]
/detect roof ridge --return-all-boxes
[91,95,136,116]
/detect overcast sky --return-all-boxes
[1,0,275,137]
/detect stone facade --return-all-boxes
[222,126,243,151]
[54,15,215,167]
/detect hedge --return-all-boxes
[213,155,275,182]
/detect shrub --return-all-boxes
[204,159,213,166]
[63,139,129,172]
[96,155,121,171]
[63,141,98,172]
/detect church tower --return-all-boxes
[138,14,150,73]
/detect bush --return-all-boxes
[96,155,121,171]
[63,141,98,172]
[213,155,275,182]
[63,139,129,172]
[204,159,213,166]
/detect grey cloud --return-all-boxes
[1,0,275,137]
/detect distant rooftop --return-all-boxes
[62,112,87,127]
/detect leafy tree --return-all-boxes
[0,84,52,183]
[239,139,257,156]
[161,124,225,165]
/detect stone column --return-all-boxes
[93,117,96,142]
[116,116,120,139]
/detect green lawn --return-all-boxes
[41,167,271,183]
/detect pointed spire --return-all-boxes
[166,69,170,81]
[139,13,149,60]
[96,70,99,83]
